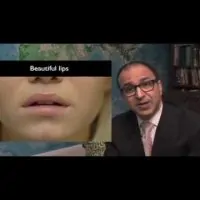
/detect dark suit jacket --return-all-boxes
[105,102,200,156]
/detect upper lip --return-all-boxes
[22,93,69,107]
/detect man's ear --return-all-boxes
[158,80,163,96]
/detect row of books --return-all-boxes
[173,44,200,67]
[175,68,200,88]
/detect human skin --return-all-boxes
[0,77,111,141]
[119,64,163,120]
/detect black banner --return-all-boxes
[0,61,111,76]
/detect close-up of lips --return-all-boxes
[137,102,149,106]
[22,93,70,117]
[0,75,112,143]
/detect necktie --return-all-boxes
[140,121,154,156]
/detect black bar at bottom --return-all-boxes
[0,61,111,77]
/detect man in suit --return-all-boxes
[105,61,200,156]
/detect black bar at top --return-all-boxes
[0,61,111,77]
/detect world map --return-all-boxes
[0,43,169,155]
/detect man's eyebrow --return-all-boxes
[120,77,155,87]
[139,77,154,82]
[121,82,133,87]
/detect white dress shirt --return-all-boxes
[137,103,163,144]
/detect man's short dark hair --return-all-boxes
[116,60,160,89]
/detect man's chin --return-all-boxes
[136,109,154,120]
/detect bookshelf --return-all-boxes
[171,44,200,91]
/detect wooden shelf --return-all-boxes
[174,85,200,90]
[171,44,200,91]
[173,65,200,69]
[174,44,194,47]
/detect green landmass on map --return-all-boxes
[19,44,144,61]
[19,44,92,60]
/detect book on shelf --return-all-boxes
[172,44,200,89]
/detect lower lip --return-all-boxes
[22,105,69,117]
[137,102,150,108]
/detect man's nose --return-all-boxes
[135,87,145,99]
[28,77,63,83]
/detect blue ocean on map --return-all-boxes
[0,44,19,60]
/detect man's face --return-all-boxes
[0,77,111,141]
[119,64,163,119]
